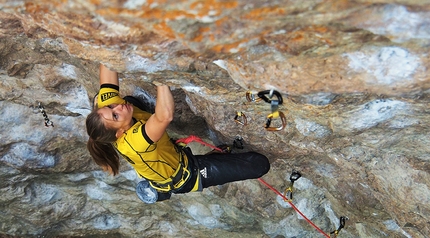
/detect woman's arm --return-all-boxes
[95,64,121,109]
[100,64,119,86]
[144,85,174,143]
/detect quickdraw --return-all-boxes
[330,216,349,237]
[265,110,287,131]
[257,89,283,104]
[245,89,287,131]
[37,102,54,127]
[283,170,302,201]
[232,136,244,149]
[263,91,286,131]
[234,111,247,126]
[245,90,283,104]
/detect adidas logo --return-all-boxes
[200,167,207,178]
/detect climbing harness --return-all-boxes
[283,170,302,201]
[330,216,349,237]
[234,111,247,126]
[176,135,347,237]
[147,149,191,192]
[37,102,54,127]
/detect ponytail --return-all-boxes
[86,110,120,175]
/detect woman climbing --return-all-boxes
[86,64,270,203]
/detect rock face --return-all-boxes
[0,1,429,237]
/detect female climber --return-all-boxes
[86,64,270,204]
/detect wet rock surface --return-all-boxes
[0,1,429,237]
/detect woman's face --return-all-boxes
[98,103,134,132]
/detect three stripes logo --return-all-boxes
[200,167,207,178]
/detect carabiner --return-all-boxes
[283,186,293,201]
[330,216,349,236]
[338,216,348,230]
[283,170,301,200]
[38,103,45,113]
[245,91,262,102]
[290,170,302,182]
[234,111,247,126]
[233,136,244,149]
[257,90,283,104]
[264,111,287,131]
[45,120,54,127]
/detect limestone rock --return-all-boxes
[0,1,429,237]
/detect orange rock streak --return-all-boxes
[244,7,286,20]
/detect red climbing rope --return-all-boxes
[257,178,330,238]
[176,135,330,238]
[176,135,223,152]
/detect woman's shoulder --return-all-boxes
[132,109,152,121]
[116,124,152,151]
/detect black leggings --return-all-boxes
[174,150,270,194]
[197,151,270,188]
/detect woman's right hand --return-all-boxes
[144,85,175,143]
